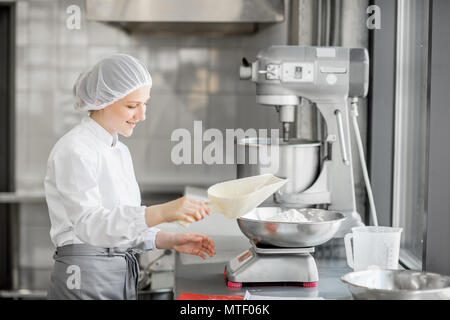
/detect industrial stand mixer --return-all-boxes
[228,45,370,286]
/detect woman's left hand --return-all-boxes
[172,233,216,260]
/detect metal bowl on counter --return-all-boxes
[237,207,346,248]
[341,269,450,300]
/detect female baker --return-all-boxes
[44,54,215,300]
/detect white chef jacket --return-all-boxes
[44,116,160,250]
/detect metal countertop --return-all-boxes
[0,190,181,204]
[174,235,353,300]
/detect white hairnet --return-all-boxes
[73,53,152,111]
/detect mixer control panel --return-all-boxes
[281,62,314,83]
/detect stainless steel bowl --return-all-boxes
[236,138,321,202]
[237,207,346,248]
[341,269,450,300]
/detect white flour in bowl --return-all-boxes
[266,209,310,223]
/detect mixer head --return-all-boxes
[239,46,369,140]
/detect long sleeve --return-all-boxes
[130,228,160,253]
[48,143,157,248]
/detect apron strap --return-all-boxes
[123,250,139,300]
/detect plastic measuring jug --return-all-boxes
[344,226,403,271]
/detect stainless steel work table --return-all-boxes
[174,235,353,300]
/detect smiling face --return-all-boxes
[90,85,151,137]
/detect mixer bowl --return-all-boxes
[341,269,450,300]
[237,207,346,248]
[236,138,321,199]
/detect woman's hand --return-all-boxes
[155,231,216,260]
[173,233,216,260]
[145,196,211,227]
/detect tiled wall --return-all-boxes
[16,0,286,192]
[14,0,288,288]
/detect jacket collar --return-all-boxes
[82,116,118,148]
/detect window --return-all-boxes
[392,0,430,269]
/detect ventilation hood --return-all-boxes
[86,0,284,34]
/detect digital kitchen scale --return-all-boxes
[224,240,319,288]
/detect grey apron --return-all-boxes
[46,243,140,300]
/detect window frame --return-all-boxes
[370,0,450,274]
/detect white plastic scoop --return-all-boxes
[207,174,287,219]
[176,174,287,227]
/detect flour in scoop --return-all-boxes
[266,209,310,223]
